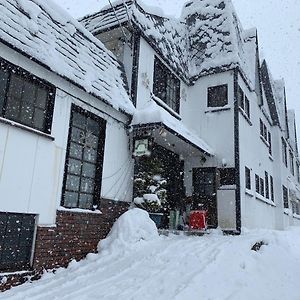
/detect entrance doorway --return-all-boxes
[192,168,218,228]
[134,143,184,227]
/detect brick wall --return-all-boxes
[33,199,129,271]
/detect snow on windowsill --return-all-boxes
[284,208,293,216]
[151,93,181,120]
[255,193,276,207]
[58,206,103,214]
[0,270,31,276]
[218,185,236,190]
[293,213,300,220]
[0,117,55,141]
[245,189,254,197]
[269,154,274,161]
[205,105,231,113]
[239,108,252,126]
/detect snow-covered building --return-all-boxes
[81,0,300,232]
[1,0,300,287]
[0,0,135,283]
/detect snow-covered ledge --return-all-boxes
[255,193,276,207]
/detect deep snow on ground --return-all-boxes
[2,208,300,300]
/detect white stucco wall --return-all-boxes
[0,42,133,226]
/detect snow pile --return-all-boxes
[99,208,159,253]
[2,227,300,299]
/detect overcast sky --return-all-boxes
[54,0,300,132]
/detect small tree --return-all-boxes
[133,157,167,212]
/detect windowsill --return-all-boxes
[293,213,300,220]
[0,117,54,141]
[239,108,252,125]
[255,193,276,206]
[151,93,181,120]
[245,188,254,197]
[284,208,292,216]
[58,206,103,214]
[269,154,274,161]
[205,105,231,113]
[260,135,269,147]
[218,184,236,190]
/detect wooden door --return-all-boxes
[192,168,218,228]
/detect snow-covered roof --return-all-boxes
[131,100,214,156]
[81,0,257,87]
[0,0,135,115]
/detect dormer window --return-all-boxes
[153,57,180,113]
[207,84,228,107]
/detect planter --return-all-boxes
[149,212,164,228]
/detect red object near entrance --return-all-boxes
[189,210,208,230]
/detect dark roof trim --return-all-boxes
[132,121,213,156]
[260,60,280,126]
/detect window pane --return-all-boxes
[66,174,80,191]
[78,194,93,209]
[68,158,82,175]
[64,192,78,208]
[87,118,100,135]
[8,74,23,100]
[36,87,48,109]
[72,112,86,129]
[71,127,85,144]
[33,108,45,130]
[85,134,98,149]
[83,148,97,163]
[207,84,228,107]
[82,162,96,178]
[20,103,34,126]
[80,178,94,193]
[5,98,21,120]
[0,69,9,114]
[69,142,83,159]
[22,80,36,103]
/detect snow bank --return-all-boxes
[99,208,159,252]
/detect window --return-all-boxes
[255,174,260,193]
[0,212,37,272]
[270,176,274,202]
[219,168,235,186]
[291,201,299,215]
[61,106,106,210]
[245,167,251,190]
[260,178,264,196]
[153,58,180,113]
[207,84,228,107]
[289,150,294,175]
[282,138,288,167]
[259,119,268,142]
[283,185,289,208]
[296,161,300,183]
[238,86,244,110]
[245,96,250,118]
[265,172,269,199]
[238,86,250,118]
[0,59,55,133]
[268,132,272,156]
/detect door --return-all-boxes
[192,168,218,228]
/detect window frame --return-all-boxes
[245,167,251,190]
[61,104,106,210]
[153,57,180,113]
[282,138,288,167]
[270,175,274,202]
[0,58,55,134]
[207,84,228,108]
[283,185,289,208]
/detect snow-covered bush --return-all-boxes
[133,158,167,212]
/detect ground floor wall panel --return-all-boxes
[242,195,276,229]
[33,200,129,271]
